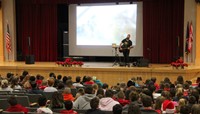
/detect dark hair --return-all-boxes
[113,104,122,114]
[90,97,99,109]
[128,104,141,114]
[64,100,73,110]
[97,88,104,97]
[177,75,184,84]
[57,83,65,90]
[191,104,200,114]
[8,96,18,106]
[49,72,55,78]
[29,76,36,82]
[62,76,68,83]
[129,91,139,102]
[161,91,171,100]
[38,96,47,106]
[76,76,81,83]
[85,86,93,94]
[102,83,109,89]
[141,95,152,107]
[57,75,62,80]
[36,74,41,80]
[22,70,29,76]
[151,77,157,83]
[105,89,114,97]
[30,81,37,89]
[180,105,191,114]
[127,80,135,87]
[188,95,196,104]
[155,96,166,110]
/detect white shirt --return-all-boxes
[43,86,57,92]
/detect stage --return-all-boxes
[0,62,200,86]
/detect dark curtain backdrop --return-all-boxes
[143,0,184,63]
[16,0,184,63]
[16,0,58,61]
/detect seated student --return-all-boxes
[73,76,84,87]
[60,100,78,114]
[73,86,95,110]
[86,97,105,114]
[99,89,120,111]
[37,96,53,114]
[113,104,123,114]
[140,95,158,114]
[116,91,130,106]
[62,87,74,101]
[50,91,64,109]
[6,96,29,114]
[44,78,58,92]
[128,103,141,114]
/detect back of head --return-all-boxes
[85,86,93,94]
[90,97,99,109]
[117,91,125,99]
[105,89,114,97]
[113,104,122,114]
[128,103,141,114]
[57,75,62,80]
[8,96,18,106]
[191,104,200,114]
[161,91,171,100]
[76,76,81,83]
[141,95,152,107]
[129,91,139,102]
[38,96,47,107]
[102,83,109,89]
[64,100,73,110]
[63,87,71,94]
[22,70,29,77]
[180,105,191,114]
[47,78,55,87]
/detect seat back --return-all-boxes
[71,88,77,97]
[0,99,10,110]
[26,94,42,103]
[43,92,54,100]
[15,96,30,107]
[2,111,24,114]
[74,109,87,114]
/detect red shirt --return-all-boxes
[84,81,95,85]
[117,98,130,106]
[6,104,29,114]
[63,93,74,101]
[60,110,78,114]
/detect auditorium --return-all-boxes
[0,0,200,113]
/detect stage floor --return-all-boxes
[0,62,200,86]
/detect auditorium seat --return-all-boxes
[15,96,30,107]
[2,111,24,114]
[0,99,10,111]
[43,92,54,100]
[26,94,42,104]
[74,109,87,114]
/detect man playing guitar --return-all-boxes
[119,34,133,66]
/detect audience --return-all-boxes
[1,71,200,114]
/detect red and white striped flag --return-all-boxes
[6,24,11,53]
[187,22,193,53]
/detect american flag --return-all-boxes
[6,24,11,53]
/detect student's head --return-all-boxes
[113,104,122,114]
[38,96,47,107]
[105,89,114,97]
[102,83,109,89]
[117,91,125,99]
[63,87,71,94]
[180,105,191,114]
[129,91,139,102]
[161,91,171,100]
[90,97,99,109]
[141,95,152,107]
[57,75,62,80]
[64,100,73,110]
[47,78,55,87]
[191,104,200,114]
[85,86,93,94]
[128,104,141,114]
[8,96,18,106]
[30,81,37,89]
[76,76,81,83]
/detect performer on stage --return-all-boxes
[119,34,133,66]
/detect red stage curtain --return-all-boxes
[143,0,184,63]
[16,0,58,61]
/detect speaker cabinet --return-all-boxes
[25,55,35,64]
[137,58,149,67]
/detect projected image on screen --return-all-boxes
[76,4,137,46]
